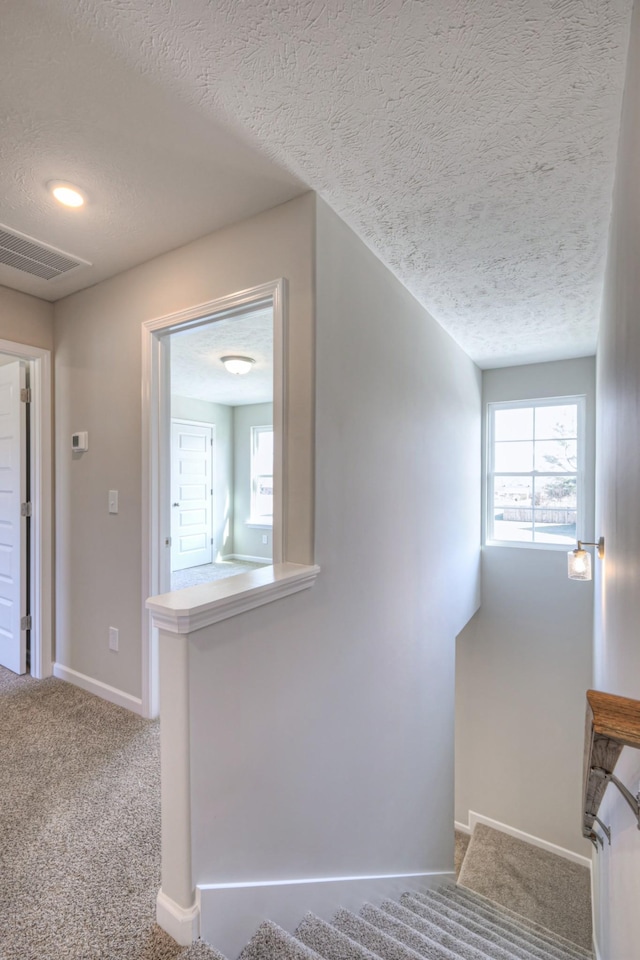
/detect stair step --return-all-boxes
[392,894,542,960]
[332,907,452,960]
[371,899,496,960]
[295,913,381,960]
[412,889,583,960]
[238,920,323,960]
[445,886,592,958]
[438,887,591,958]
[400,892,550,960]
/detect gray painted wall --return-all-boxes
[171,396,233,560]
[232,402,273,560]
[53,194,314,699]
[456,357,595,857]
[186,198,481,888]
[592,2,640,954]
[0,284,53,349]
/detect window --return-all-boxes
[487,397,584,547]
[250,425,273,523]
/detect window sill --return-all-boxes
[246,521,273,529]
[484,540,573,551]
[146,562,320,635]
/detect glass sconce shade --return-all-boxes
[568,547,592,581]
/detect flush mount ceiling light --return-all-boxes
[568,537,605,581]
[47,181,86,208]
[221,355,255,375]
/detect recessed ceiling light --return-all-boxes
[48,181,86,208]
[221,356,255,375]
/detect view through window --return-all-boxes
[487,397,584,546]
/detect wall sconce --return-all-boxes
[568,537,605,581]
[220,355,255,375]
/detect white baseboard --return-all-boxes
[157,888,200,946]
[223,553,270,564]
[198,870,454,959]
[53,663,144,716]
[454,820,471,836]
[465,810,591,869]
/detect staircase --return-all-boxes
[188,883,592,960]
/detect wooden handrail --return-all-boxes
[583,689,640,844]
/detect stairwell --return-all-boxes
[185,828,593,960]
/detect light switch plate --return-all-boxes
[108,490,118,514]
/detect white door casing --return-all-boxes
[0,361,26,674]
[171,420,213,572]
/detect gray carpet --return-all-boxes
[237,892,591,960]
[0,666,223,960]
[171,560,266,590]
[457,824,592,951]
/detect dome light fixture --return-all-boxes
[48,180,86,208]
[221,355,255,376]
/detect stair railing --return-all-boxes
[583,689,640,848]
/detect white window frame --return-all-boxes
[486,394,586,550]
[249,424,274,526]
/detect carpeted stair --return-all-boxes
[189,879,592,960]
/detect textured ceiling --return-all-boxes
[171,308,273,407]
[1,0,634,367]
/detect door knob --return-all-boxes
[172,502,179,507]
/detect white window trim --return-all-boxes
[485,394,586,551]
[142,279,286,718]
[249,424,274,526]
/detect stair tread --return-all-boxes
[411,889,584,960]
[295,913,382,960]
[333,907,460,960]
[440,887,592,958]
[396,893,549,960]
[372,899,503,960]
[238,920,324,960]
[447,886,592,957]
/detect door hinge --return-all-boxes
[210,537,213,544]
[20,388,32,403]
[21,502,32,518]
[21,615,32,631]
[165,537,171,546]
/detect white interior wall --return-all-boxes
[592,2,640,955]
[171,395,233,560]
[232,402,273,561]
[53,194,314,701]
[187,198,481,915]
[456,357,595,858]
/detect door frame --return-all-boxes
[170,418,215,574]
[0,339,52,680]
[141,280,286,719]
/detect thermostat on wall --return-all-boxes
[72,431,89,452]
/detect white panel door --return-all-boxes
[0,362,26,674]
[171,421,213,572]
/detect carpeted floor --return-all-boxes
[458,822,592,950]
[171,560,266,591]
[0,666,222,960]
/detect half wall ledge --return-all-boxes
[146,562,321,634]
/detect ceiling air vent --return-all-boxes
[0,224,91,280]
